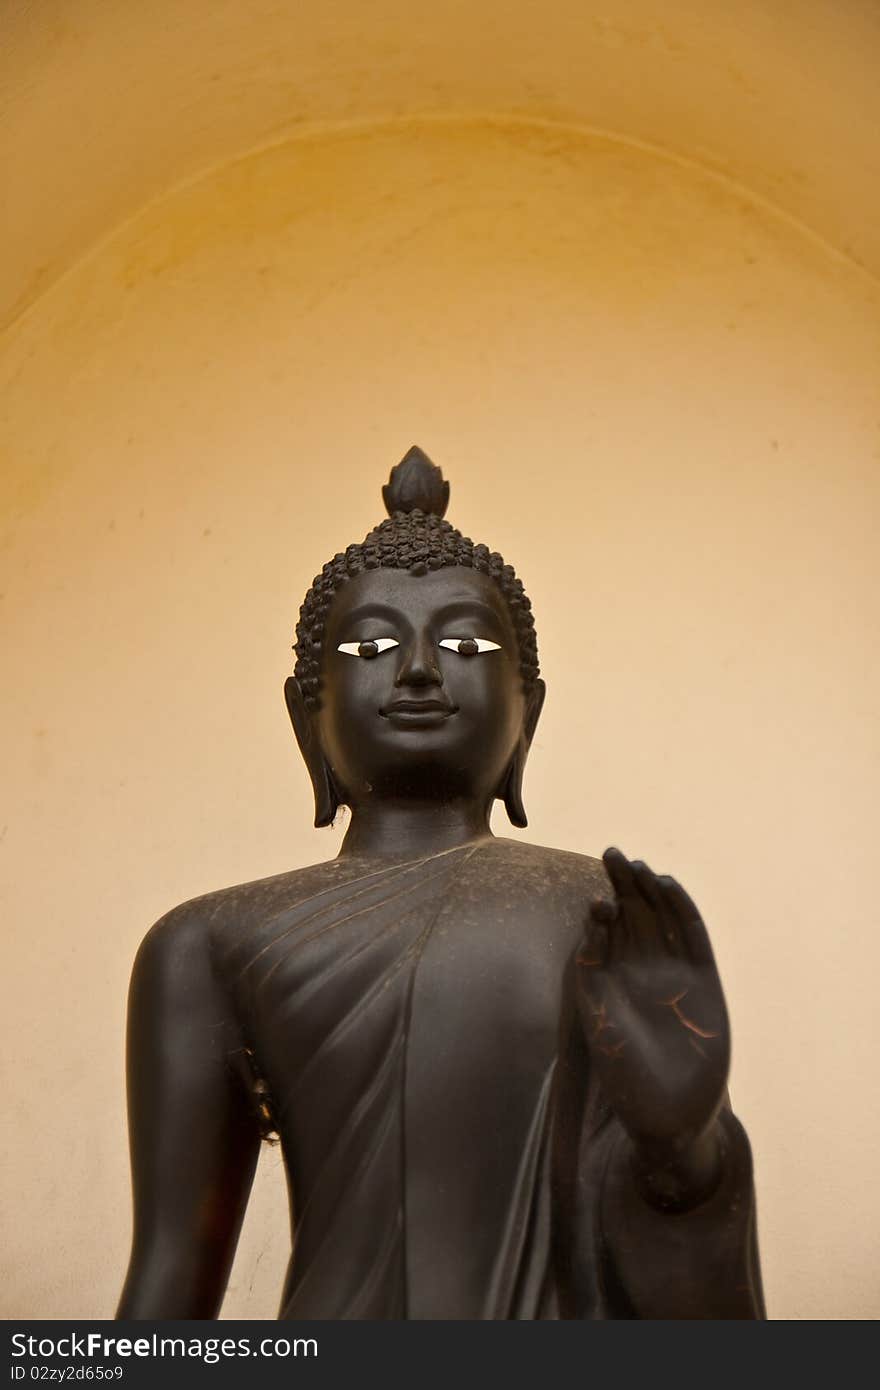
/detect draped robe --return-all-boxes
[206,838,763,1319]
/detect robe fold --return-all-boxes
[209,838,764,1319]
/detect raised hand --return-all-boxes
[577,848,730,1201]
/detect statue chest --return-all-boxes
[232,854,580,1121]
[220,848,590,1317]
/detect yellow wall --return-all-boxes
[2,7,879,1323]
[5,0,880,327]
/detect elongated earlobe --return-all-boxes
[284,676,340,828]
[501,756,529,829]
[501,679,546,828]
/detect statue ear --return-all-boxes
[500,678,546,828]
[284,676,340,828]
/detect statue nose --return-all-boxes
[395,636,442,687]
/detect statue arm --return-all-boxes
[116,905,261,1319]
[596,1104,765,1318]
[574,849,765,1318]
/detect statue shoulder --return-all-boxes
[127,894,221,1017]
[133,859,341,970]
[137,856,322,956]
[484,837,611,902]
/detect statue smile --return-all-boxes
[380,696,458,726]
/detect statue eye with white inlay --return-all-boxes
[438,638,501,657]
[337,638,400,659]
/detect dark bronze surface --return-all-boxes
[117,449,764,1319]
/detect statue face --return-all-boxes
[314,566,530,809]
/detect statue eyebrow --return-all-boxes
[433,600,505,629]
[333,600,504,630]
[334,603,403,628]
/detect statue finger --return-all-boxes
[633,860,684,956]
[657,875,715,968]
[588,894,628,963]
[601,846,637,900]
[631,859,661,906]
[615,858,667,955]
[590,895,618,926]
[576,918,609,974]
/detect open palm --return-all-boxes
[577,848,730,1158]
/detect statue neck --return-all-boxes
[337,798,494,862]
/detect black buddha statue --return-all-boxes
[117,448,764,1319]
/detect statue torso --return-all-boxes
[203,838,608,1319]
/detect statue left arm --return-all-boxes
[116,904,261,1318]
[575,849,765,1318]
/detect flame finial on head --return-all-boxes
[382,445,450,519]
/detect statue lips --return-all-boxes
[380,697,458,728]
